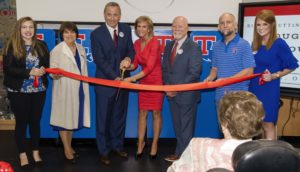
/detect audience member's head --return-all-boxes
[218,91,264,139]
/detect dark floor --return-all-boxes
[0,131,175,172]
[1,131,300,172]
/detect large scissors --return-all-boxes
[115,68,125,101]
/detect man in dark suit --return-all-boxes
[162,16,202,162]
[90,2,135,165]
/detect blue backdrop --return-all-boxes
[36,28,222,139]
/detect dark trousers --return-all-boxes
[169,100,198,156]
[8,91,46,153]
[95,90,129,156]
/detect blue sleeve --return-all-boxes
[211,45,216,68]
[242,41,256,68]
[277,39,299,70]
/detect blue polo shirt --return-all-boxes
[211,34,255,101]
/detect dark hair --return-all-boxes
[218,91,264,139]
[59,22,78,41]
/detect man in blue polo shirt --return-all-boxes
[205,12,255,102]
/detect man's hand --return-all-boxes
[204,76,215,82]
[120,57,131,70]
[115,77,122,81]
[166,91,177,97]
[204,67,217,82]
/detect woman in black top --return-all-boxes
[3,16,49,167]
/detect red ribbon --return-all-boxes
[259,69,270,85]
[33,76,39,87]
[44,68,262,92]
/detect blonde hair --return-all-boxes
[252,10,277,51]
[134,16,154,38]
[4,16,45,59]
[218,91,264,139]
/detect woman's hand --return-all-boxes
[52,74,62,79]
[262,69,279,82]
[123,77,135,83]
[262,73,272,82]
[30,67,46,76]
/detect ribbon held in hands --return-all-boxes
[45,68,262,92]
[33,76,39,88]
[259,69,271,85]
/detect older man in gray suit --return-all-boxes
[162,16,202,162]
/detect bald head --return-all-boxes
[219,12,236,24]
[173,16,188,26]
[172,16,189,41]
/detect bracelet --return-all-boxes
[272,72,280,79]
[275,72,280,78]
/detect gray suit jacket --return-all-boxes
[162,37,202,104]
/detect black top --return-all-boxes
[3,40,50,91]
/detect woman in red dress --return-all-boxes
[120,16,163,159]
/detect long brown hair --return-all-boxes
[252,10,277,51]
[4,16,45,59]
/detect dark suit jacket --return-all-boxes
[162,37,202,104]
[91,23,135,97]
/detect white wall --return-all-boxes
[16,0,242,24]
